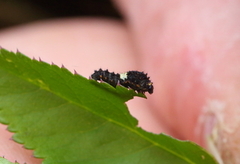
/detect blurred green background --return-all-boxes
[0,0,121,29]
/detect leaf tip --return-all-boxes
[74,69,81,75]
[61,64,66,69]
[16,49,20,53]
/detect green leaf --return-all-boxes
[0,49,218,164]
[0,157,19,164]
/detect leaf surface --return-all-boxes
[0,49,218,164]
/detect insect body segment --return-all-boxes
[91,69,120,87]
[91,69,154,94]
[120,71,154,94]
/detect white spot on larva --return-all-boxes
[120,73,128,80]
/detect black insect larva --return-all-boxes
[91,69,154,94]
